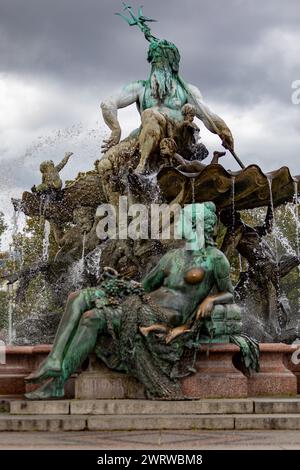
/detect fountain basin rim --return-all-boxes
[3,343,298,355]
[158,163,300,182]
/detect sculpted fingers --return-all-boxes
[196,298,214,320]
[221,132,234,152]
[101,129,121,153]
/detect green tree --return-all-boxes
[0,211,7,249]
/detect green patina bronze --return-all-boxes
[116,4,196,123]
[25,202,259,400]
[22,6,260,400]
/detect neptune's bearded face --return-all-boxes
[147,40,181,101]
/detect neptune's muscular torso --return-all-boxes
[139,78,188,122]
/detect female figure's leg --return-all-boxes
[25,309,105,400]
[26,290,95,383]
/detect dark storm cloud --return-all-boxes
[1,0,300,235]
[0,0,299,105]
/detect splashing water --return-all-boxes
[69,232,87,289]
[273,222,296,256]
[292,180,300,330]
[293,180,300,258]
[6,283,14,345]
[191,178,195,203]
[42,220,51,261]
[19,216,27,270]
[267,175,284,333]
[68,259,85,290]
[10,204,22,268]
[85,246,102,280]
[231,176,236,235]
[12,206,20,237]
[82,232,86,261]
[229,175,239,298]
[145,172,161,203]
[267,176,280,264]
[5,205,23,343]
[238,254,243,272]
[1,122,104,252]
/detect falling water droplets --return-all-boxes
[293,180,300,259]
[6,283,15,345]
[231,176,236,235]
[191,178,195,204]
[42,220,51,261]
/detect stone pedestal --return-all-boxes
[284,344,300,394]
[0,345,50,396]
[247,344,298,396]
[76,346,248,400]
[0,345,74,398]
[75,356,146,399]
[0,343,299,399]
[181,344,248,398]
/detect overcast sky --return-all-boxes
[1,0,300,243]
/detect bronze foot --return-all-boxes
[25,357,62,384]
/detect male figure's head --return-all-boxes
[73,207,94,234]
[147,39,180,71]
[147,40,181,101]
[40,160,55,174]
[182,104,197,124]
[159,138,177,158]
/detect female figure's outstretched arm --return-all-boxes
[196,252,234,320]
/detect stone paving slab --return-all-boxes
[70,399,253,416]
[0,430,300,449]
[235,414,300,430]
[10,398,300,417]
[0,414,87,432]
[10,400,70,415]
[88,414,235,431]
[254,399,300,414]
[2,412,300,431]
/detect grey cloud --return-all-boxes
[1,0,300,227]
[1,0,300,105]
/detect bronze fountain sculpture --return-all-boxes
[25,202,258,399]
[5,4,300,398]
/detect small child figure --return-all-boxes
[181,103,200,143]
[176,103,209,161]
[159,138,186,167]
[32,152,73,193]
[159,137,226,171]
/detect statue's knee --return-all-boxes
[97,156,113,174]
[81,310,97,327]
[141,108,155,121]
[141,108,166,133]
[68,291,80,301]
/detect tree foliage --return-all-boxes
[0,211,7,248]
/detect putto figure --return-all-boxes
[32,152,73,193]
[99,4,235,178]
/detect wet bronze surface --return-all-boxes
[157,164,300,210]
[184,267,206,284]
[20,163,300,222]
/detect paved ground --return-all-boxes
[0,430,300,449]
